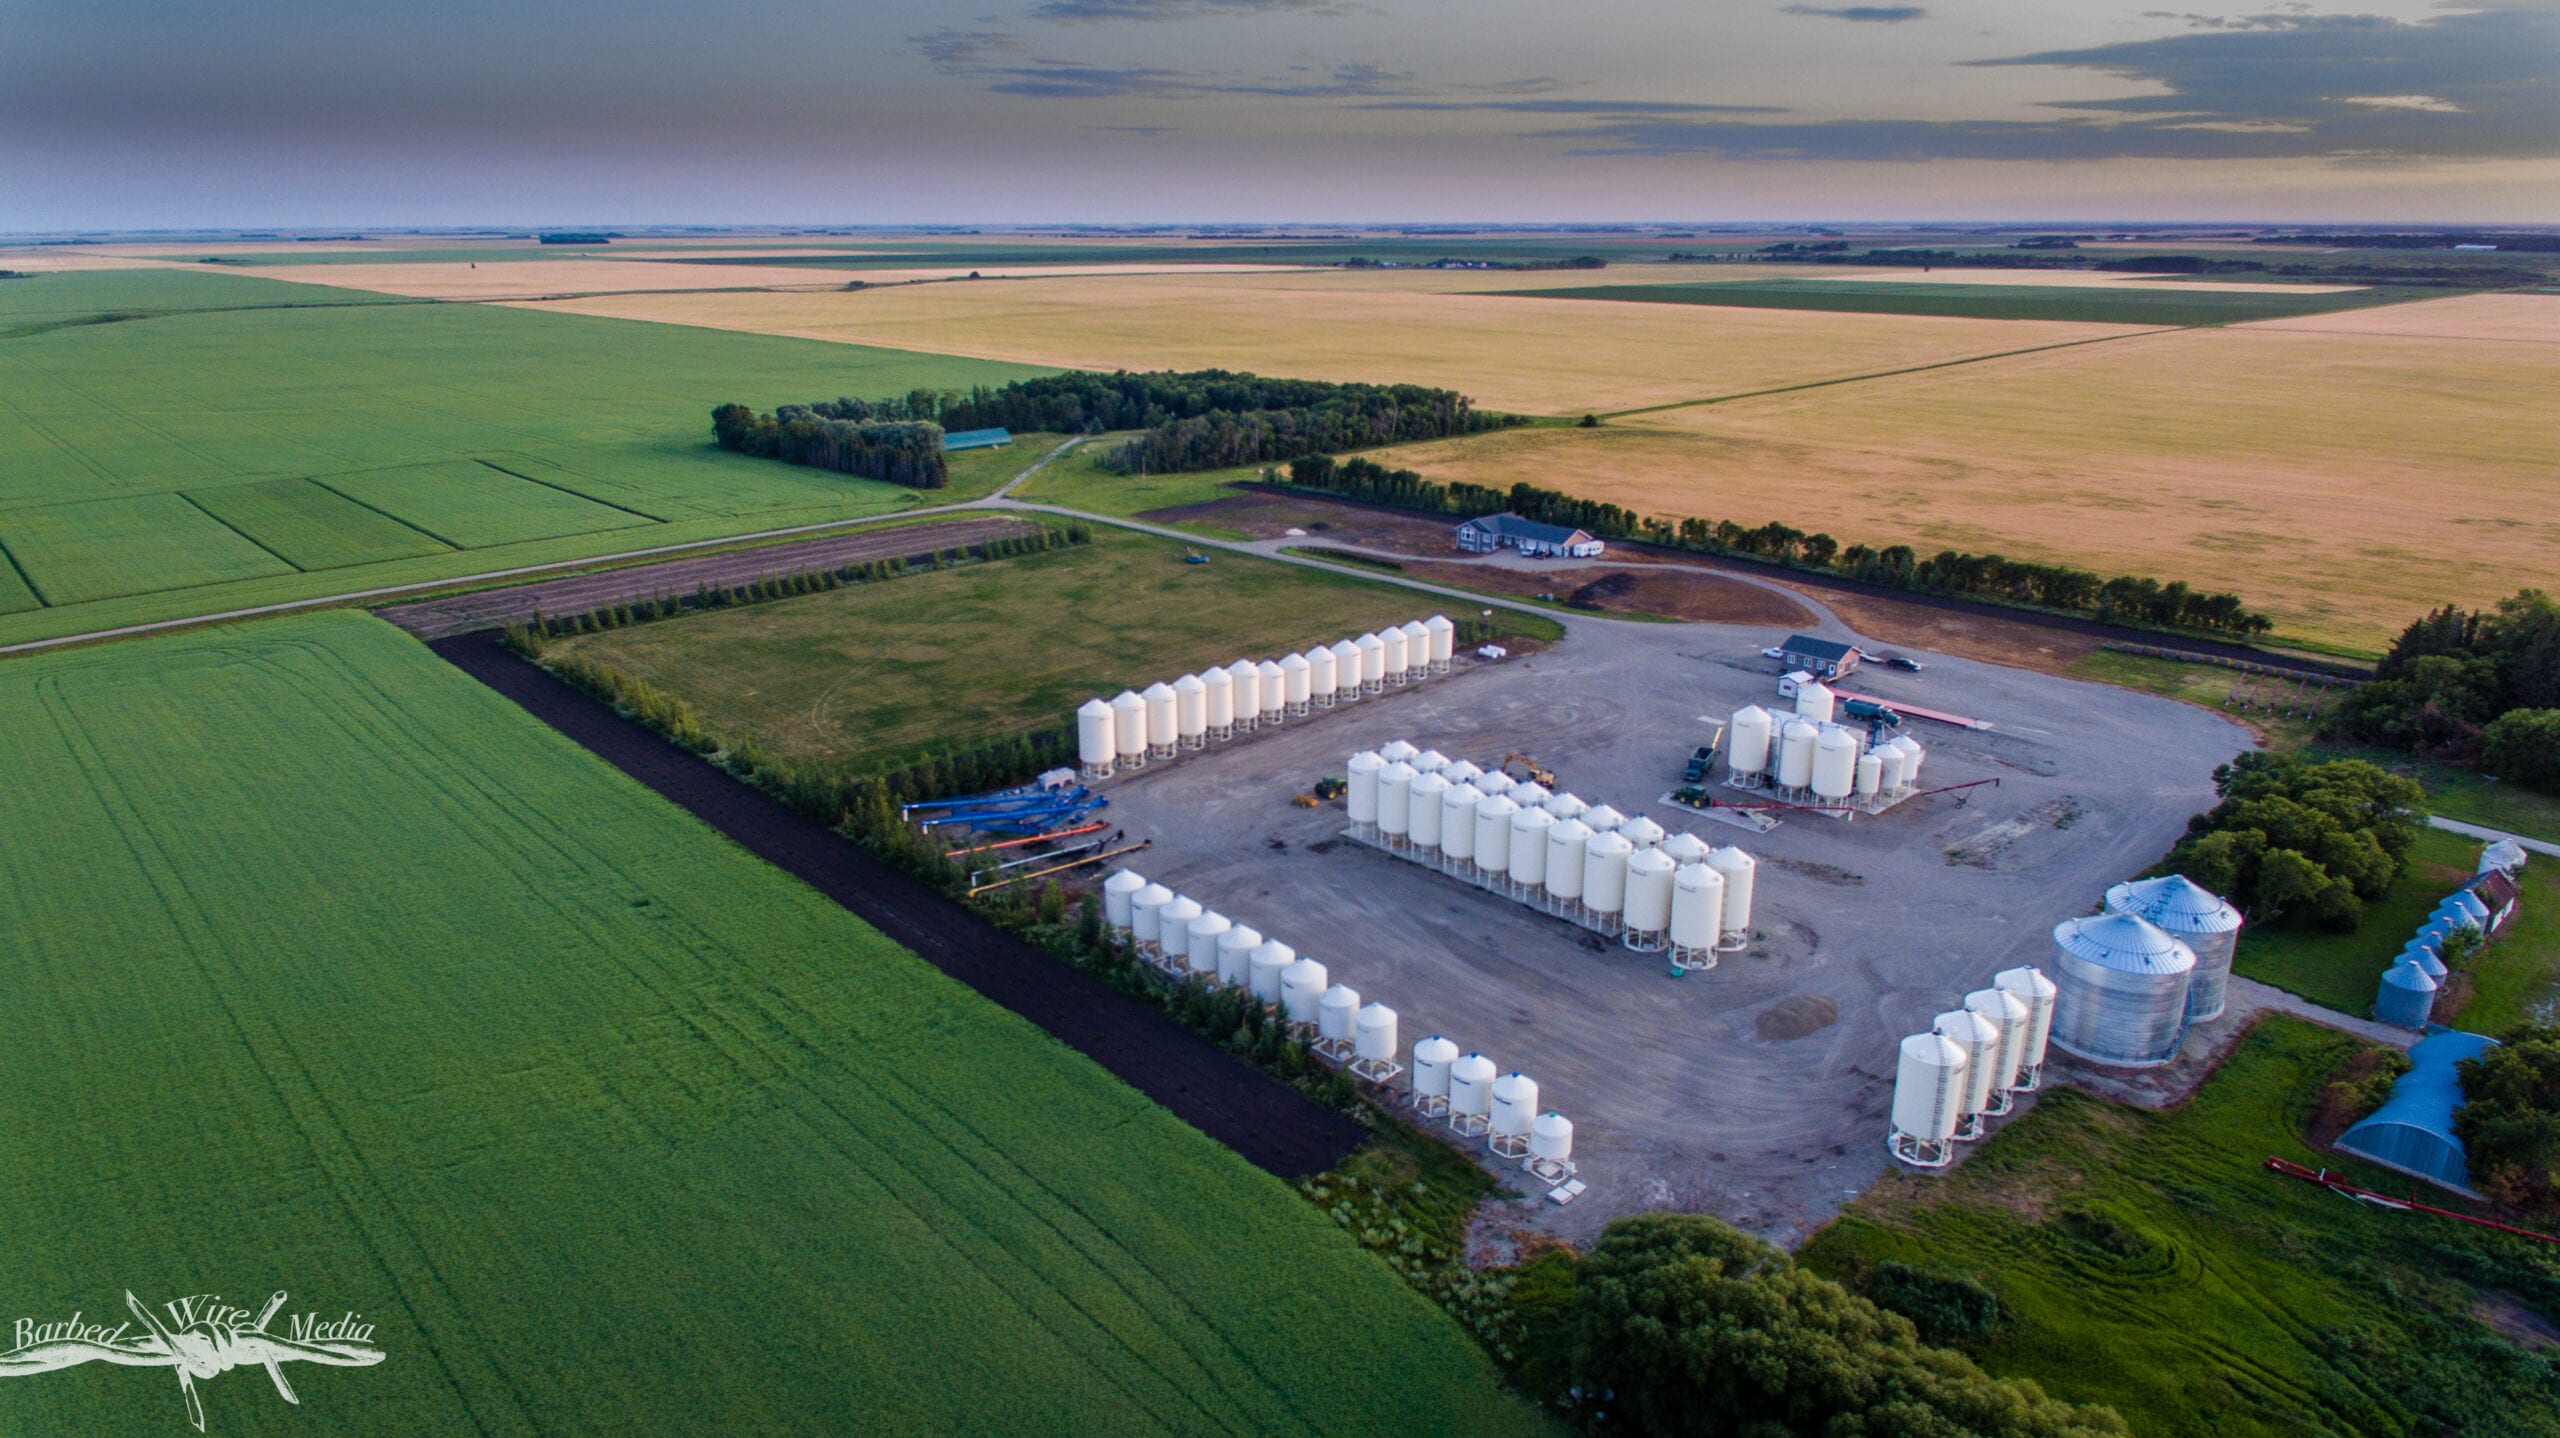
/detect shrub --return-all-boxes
[2456,1024,2560,1215]
[1867,1260,2003,1345]
[2483,708,2560,794]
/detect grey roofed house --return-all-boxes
[2336,1029,2499,1197]
[1454,512,1605,559]
[1776,634,1861,679]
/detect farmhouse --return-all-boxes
[1454,512,1605,559]
[1776,634,1862,680]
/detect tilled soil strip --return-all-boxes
[430,629,1365,1179]
[379,516,1043,638]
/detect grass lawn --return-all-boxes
[2456,855,2560,1033]
[554,527,1559,770]
[2405,764,2560,846]
[1499,277,2425,327]
[0,610,1541,1437]
[2234,826,2479,1014]
[1011,444,1263,520]
[1800,1018,2560,1438]
[2063,650,2328,753]
[0,267,1047,644]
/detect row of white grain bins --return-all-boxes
[1074,617,1457,779]
[1887,874,2242,1167]
[1345,739,1756,969]
[1100,863,1580,1186]
[1724,687,1928,816]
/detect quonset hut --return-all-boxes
[2104,876,2243,1024]
[2048,913,2196,1068]
[2336,1029,2501,1197]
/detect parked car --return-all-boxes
[1882,655,1924,672]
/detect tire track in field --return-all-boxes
[26,667,524,1437]
[243,639,1245,1432]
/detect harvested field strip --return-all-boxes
[374,514,1048,639]
[1501,278,2411,328]
[0,490,293,603]
[319,460,655,549]
[185,476,455,570]
[1603,327,2167,418]
[0,611,1533,1435]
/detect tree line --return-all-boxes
[1283,453,2275,637]
[932,369,1521,474]
[2163,752,2425,930]
[2327,590,2560,794]
[711,400,948,487]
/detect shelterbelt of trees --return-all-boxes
[934,370,1523,475]
[2330,590,2560,793]
[711,398,948,487]
[1284,452,2274,637]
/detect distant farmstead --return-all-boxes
[1455,513,1604,559]
[943,427,1014,452]
[1776,634,1862,680]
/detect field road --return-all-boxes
[377,515,1043,638]
[430,628,1367,1179]
[2428,815,2560,859]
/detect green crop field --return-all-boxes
[554,527,1559,770]
[185,476,454,570]
[1802,1018,2560,1438]
[0,267,1048,645]
[0,610,1540,1437]
[1497,277,2423,327]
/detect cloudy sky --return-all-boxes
[4,0,2553,228]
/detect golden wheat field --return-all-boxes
[265,258,1316,301]
[1373,315,2560,649]
[513,270,2147,414]
[2241,290,2560,342]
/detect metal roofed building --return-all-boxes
[1776,634,1862,680]
[943,427,1014,451]
[1454,513,1605,559]
[2336,1029,2501,1197]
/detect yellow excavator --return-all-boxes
[1502,752,1556,787]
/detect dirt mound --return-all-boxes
[1566,572,1641,608]
[1757,995,1840,1041]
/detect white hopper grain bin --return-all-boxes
[1111,691,1149,768]
[1669,864,1726,964]
[1355,1002,1399,1065]
[1409,771,1452,852]
[1582,803,1627,836]
[1476,794,1523,879]
[1445,759,1484,788]
[1226,659,1262,730]
[1379,626,1410,683]
[1507,805,1555,890]
[1619,815,1666,849]
[1511,781,1554,810]
[1249,939,1295,1004]
[2048,913,2195,1068]
[1281,957,1329,1023]
[1130,883,1175,954]
[1795,680,1836,724]
[1414,749,1450,775]
[1707,845,1756,947]
[1425,614,1456,671]
[1545,818,1595,907]
[1347,750,1385,829]
[1377,760,1418,846]
[1934,1007,2002,1139]
[1776,720,1819,791]
[1661,832,1712,867]
[1994,966,2058,1089]
[1411,1035,1459,1106]
[1856,752,1883,801]
[1812,726,1859,802]
[1173,674,1208,750]
[1476,770,1517,798]
[1967,986,2032,1110]
[1330,639,1365,701]
[1257,659,1287,723]
[1157,896,1203,961]
[1076,698,1116,778]
[1103,869,1148,931]
[1623,847,1677,948]
[1356,632,1388,692]
[1875,742,1906,794]
[1319,983,1361,1044]
[1279,652,1312,714]
[1141,681,1179,758]
[1448,1054,1497,1124]
[1306,646,1338,706]
[2104,875,2242,1025]
[1380,739,1419,764]
[1202,665,1235,738]
[1529,1111,1574,1171]
[1584,831,1635,923]
[1490,1072,1539,1143]
[1888,1030,1970,1167]
[1728,705,1774,780]
[1216,923,1263,987]
[1186,910,1231,977]
[1896,735,1926,788]
[1399,619,1432,679]
[1441,784,1484,870]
